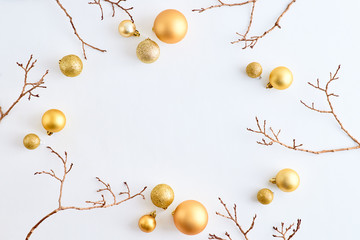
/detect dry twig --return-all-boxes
[55,0,106,59]
[272,220,301,240]
[0,55,48,123]
[210,198,301,240]
[193,0,297,49]
[26,146,147,240]
[247,65,360,154]
[88,0,135,22]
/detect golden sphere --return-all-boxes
[118,20,139,37]
[59,54,83,77]
[42,109,66,135]
[257,188,274,205]
[23,133,40,150]
[138,212,156,233]
[246,62,262,78]
[136,38,160,64]
[151,184,174,209]
[153,9,188,44]
[172,200,208,235]
[270,168,300,192]
[268,66,293,90]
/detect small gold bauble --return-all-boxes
[23,133,40,150]
[59,54,83,77]
[151,184,174,209]
[41,109,66,136]
[153,9,188,44]
[257,188,274,205]
[246,62,262,78]
[172,200,208,235]
[118,20,140,37]
[270,168,300,192]
[267,66,293,90]
[138,211,156,233]
[136,38,160,64]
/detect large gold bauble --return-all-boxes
[257,188,274,205]
[246,62,262,78]
[41,109,66,136]
[172,200,208,235]
[136,38,160,64]
[151,184,174,209]
[138,211,156,233]
[153,9,188,44]
[118,20,140,37]
[23,133,40,150]
[59,54,83,77]
[270,168,300,192]
[268,66,293,90]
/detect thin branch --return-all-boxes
[0,55,48,123]
[89,0,135,22]
[272,219,301,240]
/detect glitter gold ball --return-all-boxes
[246,62,262,78]
[136,38,160,64]
[267,66,293,90]
[257,188,274,205]
[118,20,139,37]
[41,109,66,136]
[59,54,83,77]
[138,212,156,233]
[23,133,40,150]
[151,184,174,209]
[172,200,208,235]
[270,168,300,192]
[153,9,188,44]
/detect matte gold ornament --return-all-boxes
[23,133,40,150]
[267,66,293,90]
[172,200,208,235]
[153,9,188,44]
[246,62,262,78]
[138,211,156,233]
[42,109,66,136]
[257,188,274,205]
[151,184,174,209]
[59,55,83,77]
[118,20,140,37]
[270,168,300,192]
[136,38,160,64]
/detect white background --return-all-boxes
[1,0,360,239]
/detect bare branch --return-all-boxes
[89,0,135,22]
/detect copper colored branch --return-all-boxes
[55,0,106,59]
[192,0,255,13]
[26,146,147,240]
[272,219,301,240]
[248,65,360,154]
[0,55,48,124]
[89,0,134,22]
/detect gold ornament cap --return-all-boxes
[270,168,300,192]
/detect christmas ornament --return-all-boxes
[270,168,300,192]
[257,188,273,205]
[246,62,262,78]
[153,9,188,44]
[23,133,41,150]
[136,39,160,63]
[41,109,66,136]
[172,200,208,235]
[267,66,293,90]
[138,211,156,233]
[118,20,140,37]
[151,184,174,209]
[59,54,83,77]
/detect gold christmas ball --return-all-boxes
[257,188,274,205]
[118,20,140,37]
[41,109,66,136]
[246,62,262,78]
[136,38,160,64]
[172,200,208,235]
[138,211,156,233]
[151,184,174,209]
[23,133,40,150]
[153,9,188,44]
[59,54,83,77]
[270,168,300,192]
[267,66,293,90]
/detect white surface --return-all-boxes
[1,0,360,239]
